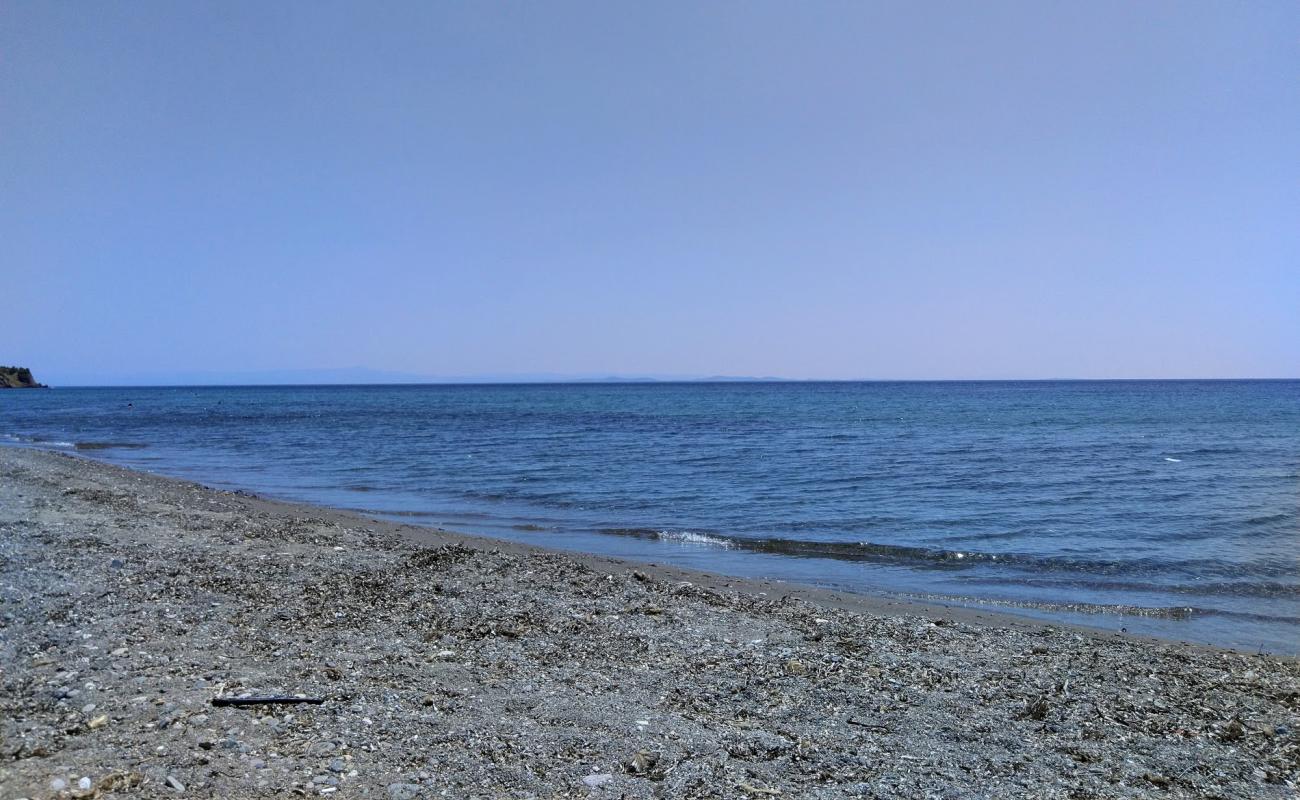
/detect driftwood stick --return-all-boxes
[211,696,326,707]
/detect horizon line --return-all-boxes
[36,376,1300,389]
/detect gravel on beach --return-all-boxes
[1,448,1296,798]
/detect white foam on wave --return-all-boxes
[1165,457,1182,463]
[4,434,76,448]
[656,530,732,548]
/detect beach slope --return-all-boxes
[0,448,1295,798]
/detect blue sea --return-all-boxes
[3,381,1297,653]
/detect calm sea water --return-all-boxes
[3,381,1296,652]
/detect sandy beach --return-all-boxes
[1,447,1296,799]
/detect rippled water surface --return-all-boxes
[4,381,1296,652]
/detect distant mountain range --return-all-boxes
[40,367,791,387]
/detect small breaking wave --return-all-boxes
[1,434,73,448]
[599,528,734,548]
[657,530,734,547]
[1,435,147,451]
[595,528,1043,566]
[588,527,1295,583]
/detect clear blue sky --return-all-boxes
[4,1,1297,383]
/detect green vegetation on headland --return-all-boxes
[0,366,46,388]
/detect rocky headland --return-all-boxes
[0,367,46,389]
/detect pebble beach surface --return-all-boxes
[1,448,1296,799]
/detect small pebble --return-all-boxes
[582,773,614,788]
[387,783,421,800]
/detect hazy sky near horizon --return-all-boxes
[4,1,1297,383]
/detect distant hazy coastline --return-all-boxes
[35,367,792,387]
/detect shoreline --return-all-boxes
[13,445,1256,657]
[9,443,1282,658]
[2,447,1296,798]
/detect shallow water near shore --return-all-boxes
[4,380,1297,652]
